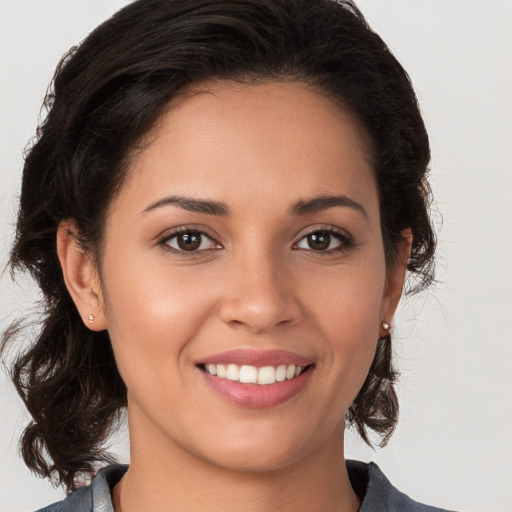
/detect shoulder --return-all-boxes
[32,486,92,512]
[347,459,458,512]
[32,465,128,512]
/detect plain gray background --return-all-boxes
[1,1,511,511]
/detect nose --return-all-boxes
[218,249,303,334]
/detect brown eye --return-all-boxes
[164,230,218,252]
[306,232,331,250]
[296,229,351,252]
[176,232,201,251]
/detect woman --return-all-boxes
[2,0,452,510]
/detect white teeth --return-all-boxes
[204,363,306,385]
[226,364,240,381]
[258,366,276,385]
[275,365,287,382]
[239,365,258,384]
[216,364,227,378]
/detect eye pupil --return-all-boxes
[307,232,330,250]
[177,232,201,251]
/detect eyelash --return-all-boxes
[157,226,354,255]
[157,227,221,255]
[292,226,354,254]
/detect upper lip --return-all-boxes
[197,348,313,367]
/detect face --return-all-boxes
[89,81,405,471]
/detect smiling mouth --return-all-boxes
[198,363,311,385]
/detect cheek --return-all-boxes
[100,253,217,381]
[304,255,385,335]
[302,259,386,390]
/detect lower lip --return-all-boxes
[199,367,313,408]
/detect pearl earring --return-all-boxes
[382,321,390,331]
[88,314,95,324]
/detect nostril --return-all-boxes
[219,292,303,333]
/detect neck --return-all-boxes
[113,410,360,512]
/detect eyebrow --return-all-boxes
[142,195,230,216]
[141,193,367,218]
[291,194,368,218]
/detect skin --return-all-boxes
[57,81,411,511]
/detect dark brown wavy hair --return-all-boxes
[2,0,434,490]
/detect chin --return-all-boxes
[203,446,307,475]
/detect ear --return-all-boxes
[379,228,412,337]
[56,219,107,331]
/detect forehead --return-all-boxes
[115,80,378,219]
